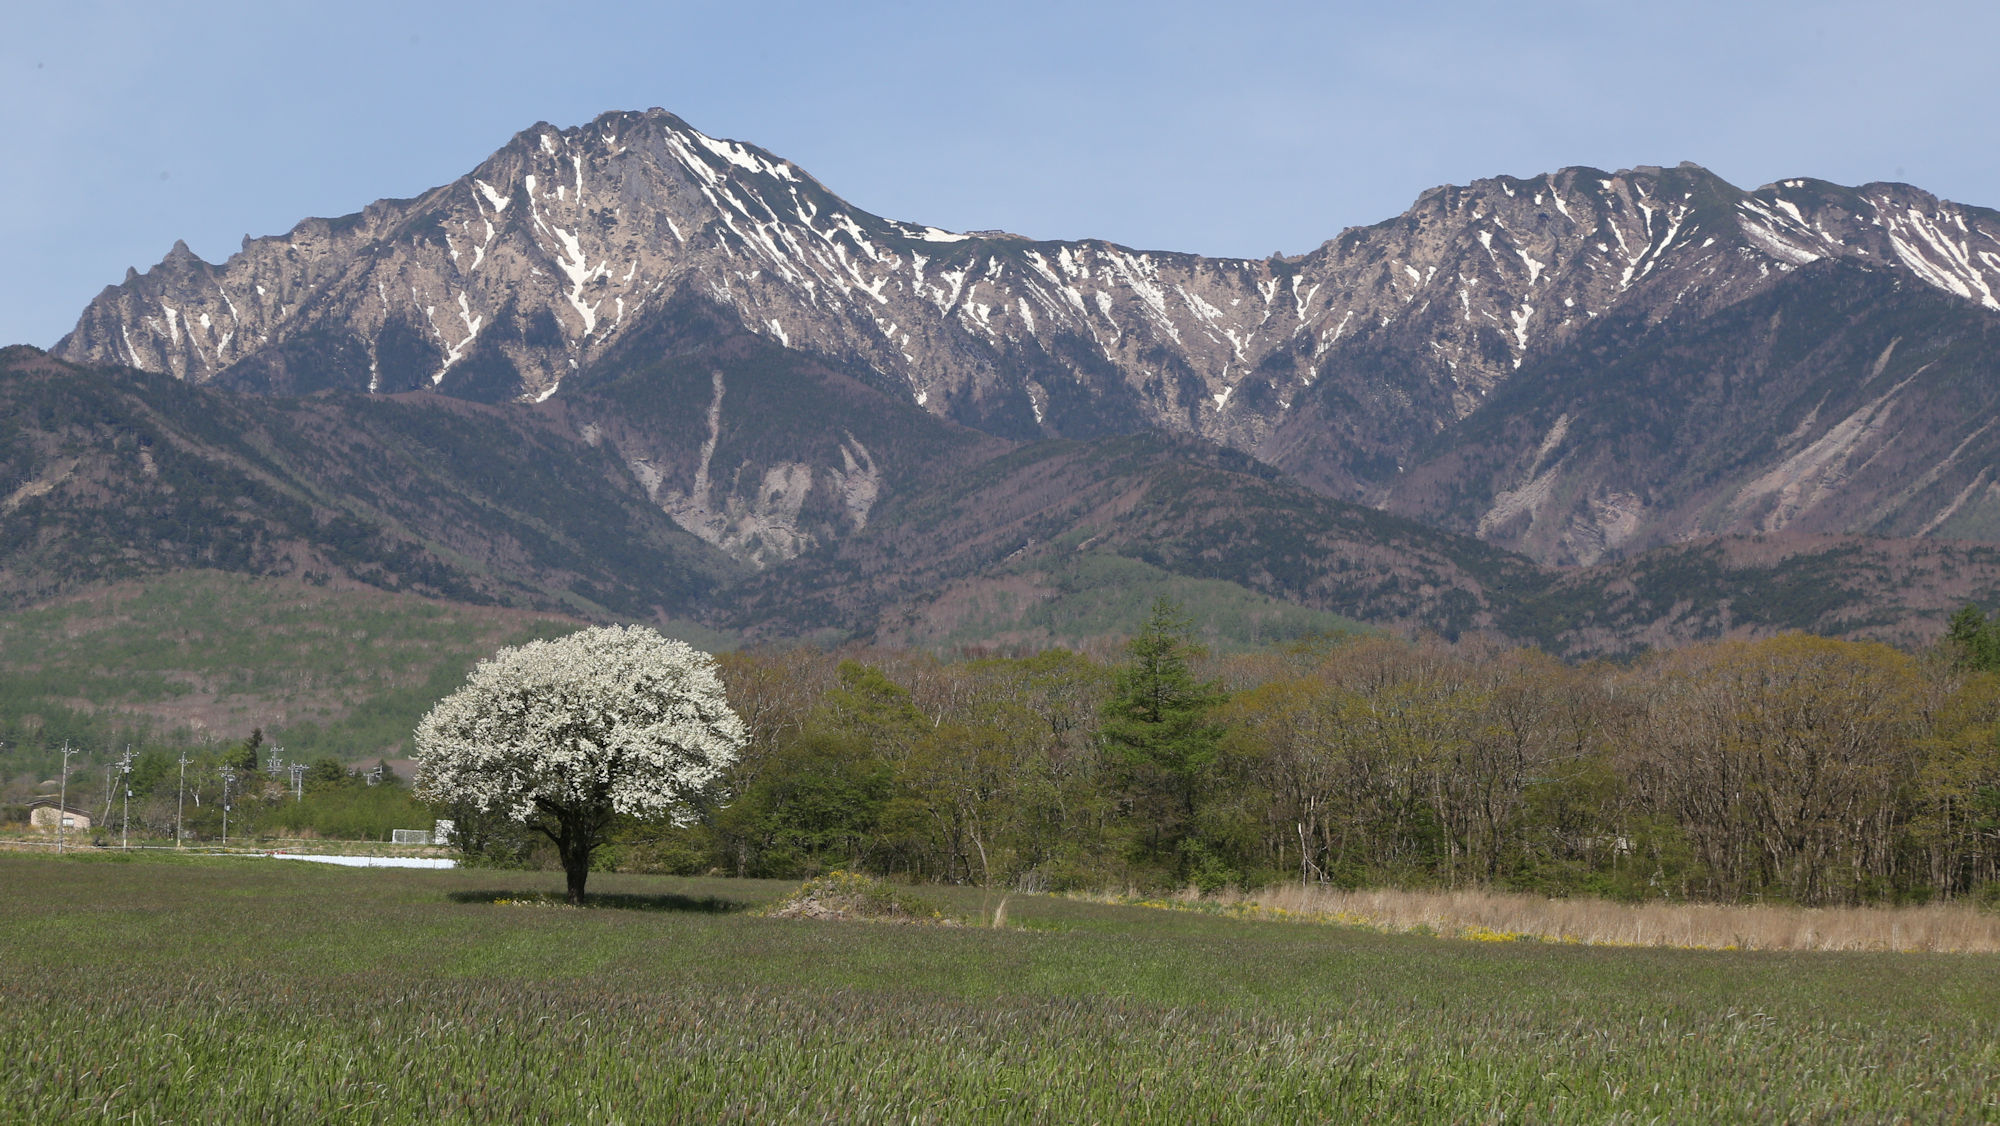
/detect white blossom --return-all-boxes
[413,625,744,825]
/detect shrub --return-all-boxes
[1973,881,2000,913]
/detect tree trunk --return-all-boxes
[558,823,593,905]
[544,808,596,906]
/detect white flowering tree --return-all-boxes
[413,625,745,904]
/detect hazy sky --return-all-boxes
[7,0,1997,348]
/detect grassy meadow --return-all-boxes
[915,551,1372,653]
[0,571,591,766]
[3,853,1995,1123]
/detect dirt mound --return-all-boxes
[761,871,957,924]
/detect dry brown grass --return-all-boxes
[1173,884,2000,953]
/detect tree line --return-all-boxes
[1,726,427,843]
[548,601,1997,908]
[12,597,2000,907]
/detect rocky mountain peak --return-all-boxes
[56,115,2000,425]
[47,112,2000,572]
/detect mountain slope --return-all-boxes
[561,294,1010,569]
[1385,264,2000,562]
[0,347,741,615]
[1505,533,2000,658]
[711,432,1545,643]
[8,346,1545,643]
[12,345,2000,657]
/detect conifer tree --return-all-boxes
[228,728,263,774]
[1100,598,1227,880]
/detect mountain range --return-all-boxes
[22,108,2000,655]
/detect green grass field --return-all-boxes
[0,571,593,767]
[3,854,1994,1123]
[925,551,1372,653]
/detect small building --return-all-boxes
[27,799,92,832]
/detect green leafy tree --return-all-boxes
[716,730,893,877]
[129,749,175,799]
[1946,604,2000,671]
[305,757,350,791]
[1100,598,1228,884]
[818,661,928,763]
[434,797,540,868]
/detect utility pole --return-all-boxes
[289,761,305,802]
[57,742,74,854]
[175,750,189,848]
[220,766,236,846]
[120,745,134,851]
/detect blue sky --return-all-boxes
[7,0,1998,348]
